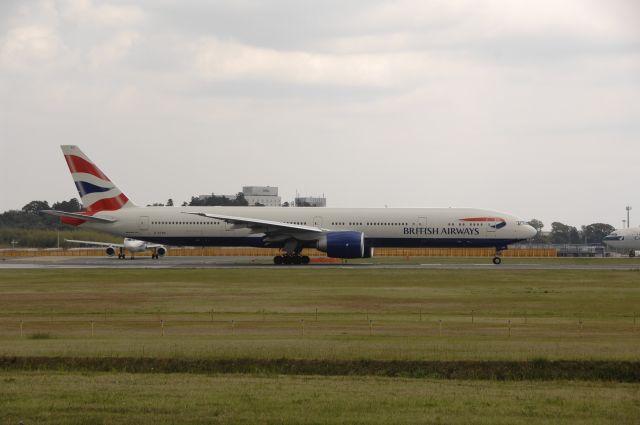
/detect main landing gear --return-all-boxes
[273,255,310,265]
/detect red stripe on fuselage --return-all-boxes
[64,155,110,181]
[460,217,505,222]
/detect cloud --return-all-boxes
[88,31,140,68]
[0,24,70,70]
[190,37,446,87]
[62,0,144,27]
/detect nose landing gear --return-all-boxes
[493,247,505,265]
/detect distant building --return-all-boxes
[295,196,327,207]
[242,186,281,207]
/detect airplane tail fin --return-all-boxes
[61,145,135,213]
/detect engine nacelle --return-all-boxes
[105,246,116,257]
[156,246,167,257]
[316,231,366,258]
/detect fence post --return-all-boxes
[161,320,165,336]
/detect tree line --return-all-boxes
[527,219,615,244]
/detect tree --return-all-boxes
[166,198,174,207]
[22,200,50,214]
[51,198,81,212]
[189,192,249,207]
[550,222,580,244]
[581,223,615,244]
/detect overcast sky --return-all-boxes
[1,0,639,229]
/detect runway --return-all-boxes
[2,256,639,270]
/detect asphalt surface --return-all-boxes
[1,256,640,270]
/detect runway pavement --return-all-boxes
[1,256,640,270]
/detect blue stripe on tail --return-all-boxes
[74,181,112,196]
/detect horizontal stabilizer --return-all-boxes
[42,210,117,223]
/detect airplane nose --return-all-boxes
[524,225,537,239]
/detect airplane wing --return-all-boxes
[43,210,117,223]
[184,212,323,234]
[65,239,124,248]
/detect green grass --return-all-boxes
[1,269,640,424]
[0,269,639,361]
[1,371,639,424]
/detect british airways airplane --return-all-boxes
[44,146,537,265]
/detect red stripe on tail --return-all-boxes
[85,193,129,213]
[64,155,110,181]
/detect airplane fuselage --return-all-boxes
[603,227,640,256]
[78,206,535,250]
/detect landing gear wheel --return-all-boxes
[630,250,636,258]
[301,256,310,264]
[274,256,283,265]
[492,256,502,265]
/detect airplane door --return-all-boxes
[139,216,149,231]
[313,216,323,228]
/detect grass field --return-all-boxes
[2,372,639,425]
[1,269,639,360]
[1,268,639,423]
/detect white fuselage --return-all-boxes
[77,206,536,250]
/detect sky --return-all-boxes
[1,0,639,230]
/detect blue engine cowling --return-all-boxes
[317,231,368,258]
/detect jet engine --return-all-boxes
[156,246,167,257]
[316,231,372,258]
[105,246,116,257]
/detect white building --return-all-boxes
[295,196,327,207]
[242,186,281,207]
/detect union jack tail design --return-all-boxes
[61,145,135,215]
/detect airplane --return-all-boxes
[603,228,640,257]
[44,146,537,265]
[65,237,167,259]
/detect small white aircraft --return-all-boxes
[65,238,167,259]
[603,228,640,257]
